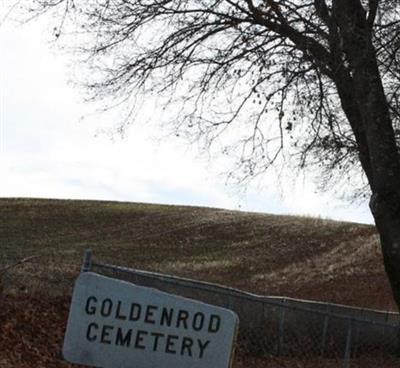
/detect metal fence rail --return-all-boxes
[82,250,400,368]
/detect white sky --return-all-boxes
[0,9,374,224]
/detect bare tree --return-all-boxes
[16,0,400,308]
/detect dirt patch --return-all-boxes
[0,295,74,368]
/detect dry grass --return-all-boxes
[0,197,393,309]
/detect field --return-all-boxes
[0,198,397,367]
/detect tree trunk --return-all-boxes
[351,51,400,312]
[333,0,400,310]
[370,196,400,309]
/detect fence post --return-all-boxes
[227,295,235,311]
[320,314,329,357]
[277,302,286,355]
[396,324,400,357]
[352,321,360,358]
[343,319,353,368]
[81,249,92,273]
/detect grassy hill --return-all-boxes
[1,197,398,368]
[0,197,393,310]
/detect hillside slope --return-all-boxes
[0,197,394,310]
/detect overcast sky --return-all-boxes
[0,7,374,224]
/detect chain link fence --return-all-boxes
[82,251,400,368]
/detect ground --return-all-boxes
[0,198,397,367]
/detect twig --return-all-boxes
[0,256,39,277]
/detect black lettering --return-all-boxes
[144,305,158,324]
[115,327,132,347]
[150,332,164,351]
[135,330,148,349]
[197,339,210,359]
[208,314,221,333]
[180,337,193,357]
[86,322,98,342]
[129,303,141,321]
[176,310,189,329]
[192,312,205,331]
[160,308,173,327]
[115,301,127,320]
[100,325,113,344]
[85,296,97,315]
[100,299,113,317]
[165,335,178,354]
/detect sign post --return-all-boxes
[63,272,238,368]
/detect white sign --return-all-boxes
[63,272,238,368]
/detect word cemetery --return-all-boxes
[63,272,238,368]
[84,296,220,358]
